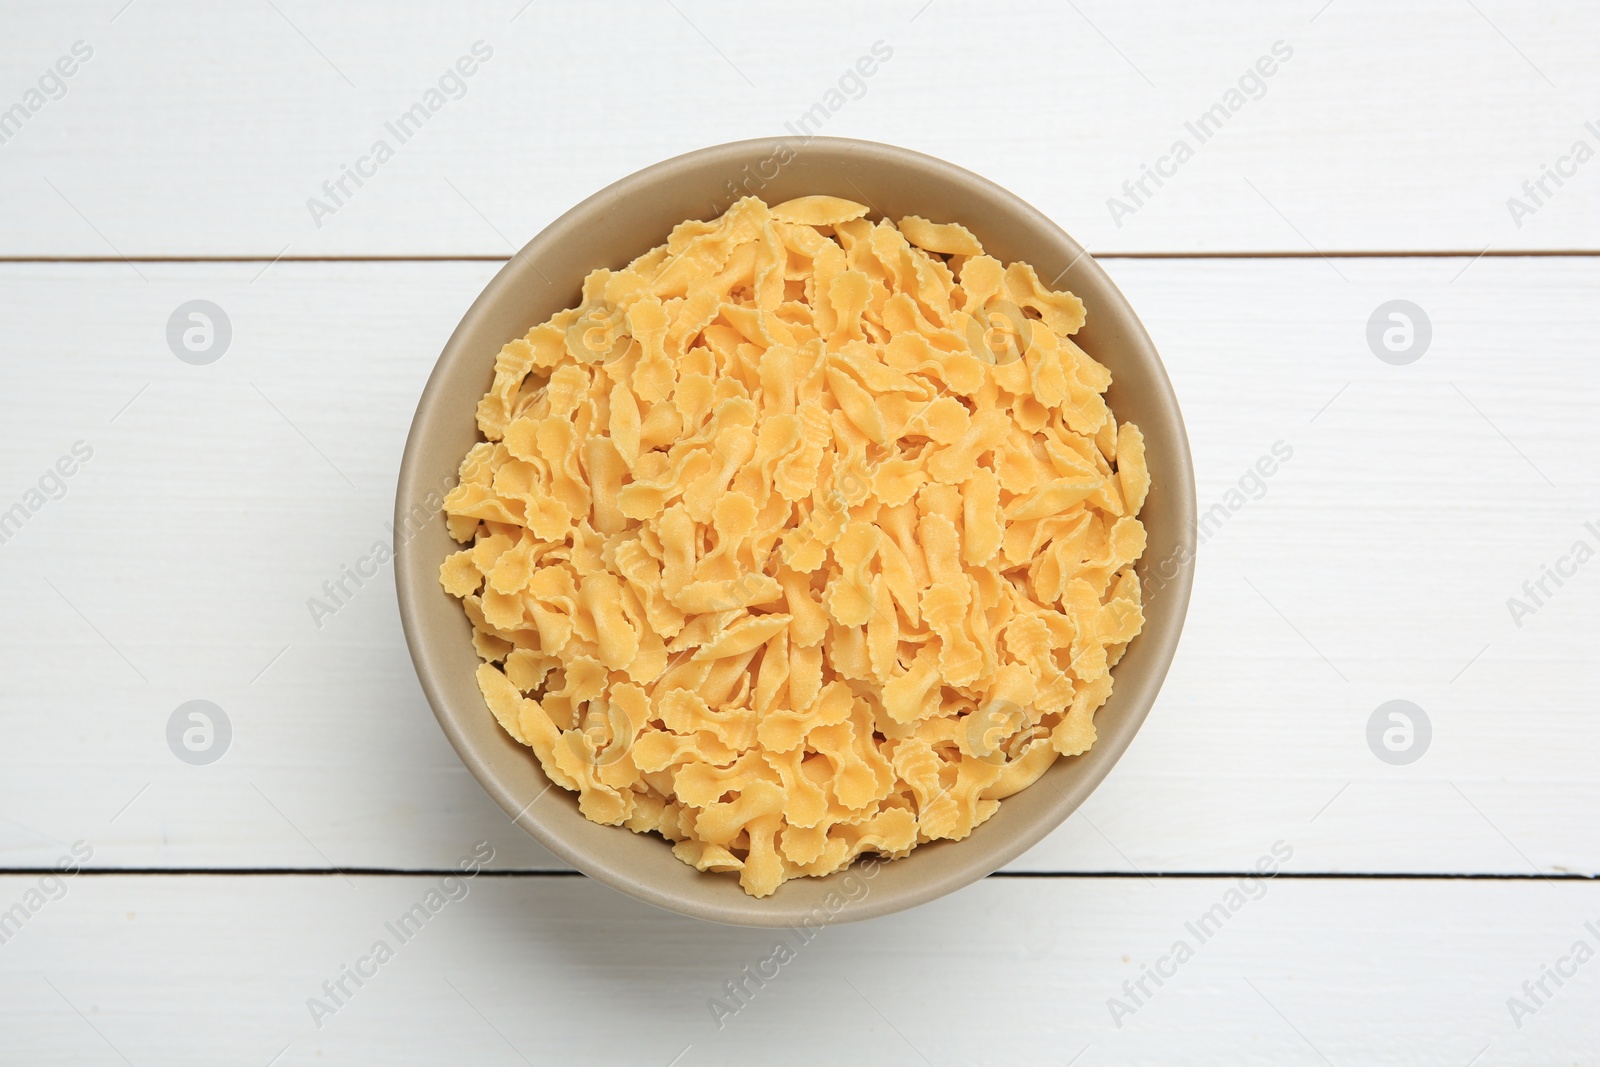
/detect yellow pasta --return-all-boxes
[440,195,1150,897]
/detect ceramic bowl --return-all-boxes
[395,136,1196,926]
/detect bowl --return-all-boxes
[395,136,1196,926]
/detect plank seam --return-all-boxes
[0,868,1592,880]
[1,251,1598,265]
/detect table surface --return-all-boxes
[2,2,1597,1063]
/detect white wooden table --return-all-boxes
[2,2,1597,1062]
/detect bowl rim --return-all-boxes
[396,135,1197,925]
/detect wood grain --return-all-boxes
[0,257,1593,876]
[0,1,1596,257]
[1,874,1596,1065]
[4,3,1598,1059]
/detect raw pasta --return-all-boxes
[440,194,1150,897]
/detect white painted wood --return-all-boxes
[5,3,1596,1055]
[1,1,1597,257]
[1,257,1594,876]
[1,874,1597,1064]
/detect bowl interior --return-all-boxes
[396,137,1196,926]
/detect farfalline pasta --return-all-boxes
[439,195,1150,897]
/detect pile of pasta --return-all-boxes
[439,194,1150,897]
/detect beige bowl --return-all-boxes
[395,137,1196,926]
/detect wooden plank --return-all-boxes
[1,1,1597,256]
[0,257,1594,875]
[1,874,1596,1064]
